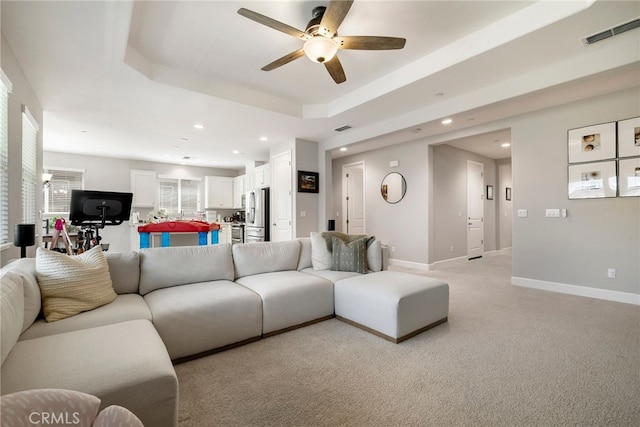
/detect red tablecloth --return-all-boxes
[137,221,220,233]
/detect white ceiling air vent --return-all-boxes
[334,125,352,132]
[582,17,640,46]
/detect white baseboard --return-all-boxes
[429,256,468,269]
[388,258,431,271]
[512,277,640,306]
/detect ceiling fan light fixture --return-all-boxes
[304,37,338,63]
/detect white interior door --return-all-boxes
[342,163,365,234]
[271,151,292,241]
[467,161,484,259]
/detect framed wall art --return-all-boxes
[617,116,640,158]
[297,171,319,193]
[618,158,640,197]
[486,185,494,200]
[567,122,616,164]
[568,161,617,199]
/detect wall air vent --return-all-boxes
[334,125,352,132]
[582,17,640,46]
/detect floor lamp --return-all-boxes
[14,224,35,258]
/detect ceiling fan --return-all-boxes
[237,0,406,84]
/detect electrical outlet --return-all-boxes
[607,268,616,279]
[391,246,396,253]
[300,211,306,217]
[450,246,454,252]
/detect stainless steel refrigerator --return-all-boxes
[245,187,270,242]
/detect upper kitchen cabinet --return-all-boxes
[233,175,246,209]
[205,176,233,209]
[254,164,271,188]
[130,169,157,208]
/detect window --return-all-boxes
[0,70,11,245]
[22,105,39,224]
[158,176,200,219]
[43,168,84,213]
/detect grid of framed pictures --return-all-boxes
[567,116,640,199]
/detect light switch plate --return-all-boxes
[517,209,528,218]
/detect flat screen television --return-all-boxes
[69,190,133,227]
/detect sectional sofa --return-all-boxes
[1,238,449,427]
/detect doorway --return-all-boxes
[467,160,484,259]
[342,162,365,234]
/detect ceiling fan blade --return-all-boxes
[324,55,346,84]
[261,49,305,71]
[238,8,310,40]
[334,36,406,50]
[318,0,354,37]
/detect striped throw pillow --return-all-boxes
[36,246,117,322]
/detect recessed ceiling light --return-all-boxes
[163,154,170,158]
[260,136,268,141]
[441,118,453,125]
[180,137,188,141]
[172,145,180,149]
[80,130,87,133]
[232,150,240,154]
[501,143,511,148]
[193,124,204,130]
[339,147,347,152]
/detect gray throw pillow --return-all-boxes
[330,236,368,274]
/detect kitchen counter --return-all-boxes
[137,221,221,249]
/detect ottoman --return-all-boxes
[334,271,449,343]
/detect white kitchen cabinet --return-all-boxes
[218,223,232,244]
[233,175,245,209]
[204,176,233,209]
[254,164,271,188]
[130,169,156,208]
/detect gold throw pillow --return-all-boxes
[36,246,117,322]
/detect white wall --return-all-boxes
[44,151,240,253]
[332,139,429,266]
[1,35,43,265]
[431,144,498,262]
[497,158,513,250]
[511,88,639,296]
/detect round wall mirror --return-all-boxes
[381,172,407,204]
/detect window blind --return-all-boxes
[157,176,200,218]
[21,106,39,224]
[0,70,11,244]
[43,168,84,213]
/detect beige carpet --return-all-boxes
[175,253,640,426]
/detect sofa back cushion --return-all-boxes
[105,252,140,294]
[233,240,301,279]
[1,271,24,365]
[139,244,234,295]
[1,258,41,332]
[297,237,312,270]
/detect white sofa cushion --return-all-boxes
[0,320,178,427]
[19,294,151,341]
[105,251,140,294]
[310,232,332,270]
[0,258,40,333]
[0,271,24,365]
[301,267,361,283]
[139,244,234,295]
[235,271,334,335]
[144,280,262,360]
[233,240,300,279]
[297,237,313,270]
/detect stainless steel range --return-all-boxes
[231,223,244,245]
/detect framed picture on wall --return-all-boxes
[567,161,617,199]
[297,171,319,193]
[486,185,494,200]
[618,158,640,197]
[567,122,616,164]
[617,116,640,158]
